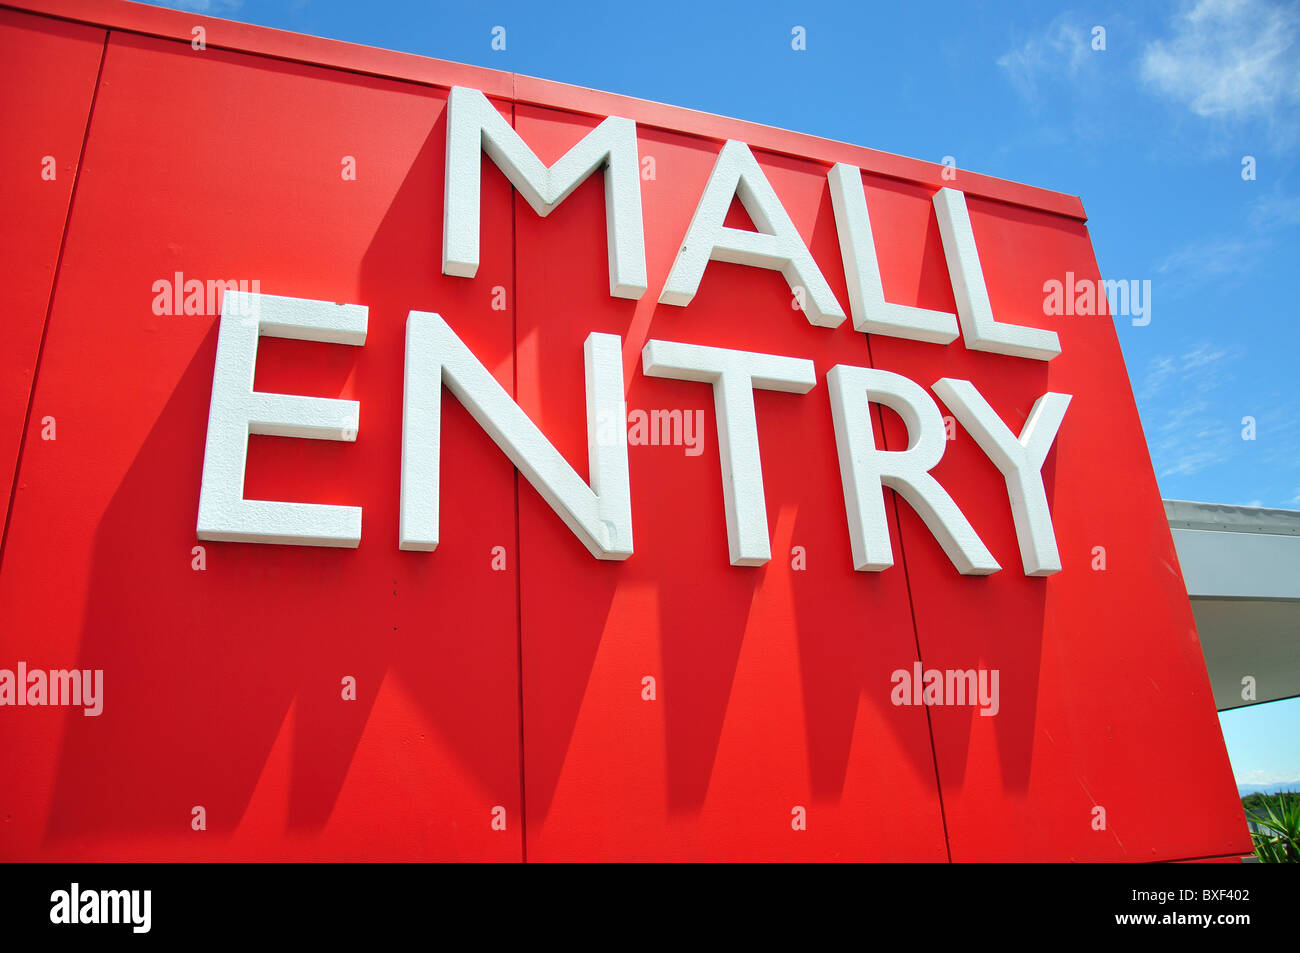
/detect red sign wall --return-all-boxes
[0,0,1249,861]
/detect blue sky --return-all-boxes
[1222,697,1300,790]
[147,0,1298,788]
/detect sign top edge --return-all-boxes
[3,0,1088,222]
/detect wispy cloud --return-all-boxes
[1249,184,1300,229]
[996,16,1096,100]
[1141,342,1234,399]
[1153,236,1265,294]
[1140,344,1241,478]
[1152,402,1237,477]
[1238,769,1300,786]
[1154,181,1298,300]
[1141,0,1300,140]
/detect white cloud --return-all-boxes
[1141,0,1300,133]
[997,17,1095,99]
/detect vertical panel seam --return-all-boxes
[861,329,955,863]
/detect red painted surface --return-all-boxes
[513,108,947,860]
[0,29,521,861]
[861,186,1249,861]
[0,0,1249,861]
[0,8,103,541]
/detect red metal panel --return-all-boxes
[0,32,522,860]
[512,106,948,860]
[0,8,103,540]
[6,0,515,99]
[858,178,1250,860]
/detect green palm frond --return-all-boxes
[1246,792,1300,863]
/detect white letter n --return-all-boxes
[401,311,633,559]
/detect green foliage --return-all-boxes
[1242,792,1268,815]
[1245,792,1300,863]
